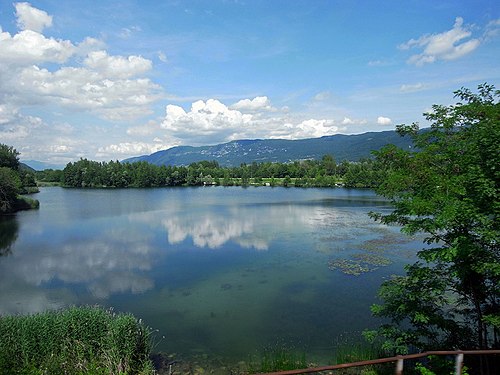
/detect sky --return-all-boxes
[0,0,499,166]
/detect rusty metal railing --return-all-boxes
[254,349,500,375]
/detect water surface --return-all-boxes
[0,187,419,363]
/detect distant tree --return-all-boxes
[283,175,291,187]
[366,84,500,355]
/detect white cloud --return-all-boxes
[377,116,392,125]
[76,37,107,57]
[160,97,343,145]
[158,51,169,63]
[341,117,354,125]
[97,142,171,157]
[0,28,75,65]
[15,64,160,120]
[162,99,253,139]
[84,50,152,79]
[292,119,339,139]
[0,103,41,141]
[400,17,480,66]
[15,2,52,33]
[484,18,500,40]
[400,83,426,92]
[127,120,162,136]
[313,91,331,101]
[118,25,142,39]
[231,96,275,112]
[0,3,160,126]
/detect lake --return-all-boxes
[0,187,420,365]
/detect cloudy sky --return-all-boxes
[0,1,498,165]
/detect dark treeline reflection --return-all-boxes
[57,156,385,188]
[0,217,18,257]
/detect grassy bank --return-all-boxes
[0,306,154,375]
[12,195,39,211]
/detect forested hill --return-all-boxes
[123,130,414,166]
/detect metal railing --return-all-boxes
[254,350,500,375]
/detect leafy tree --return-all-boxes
[366,84,499,353]
[0,144,20,170]
[0,167,21,213]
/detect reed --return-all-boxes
[0,306,153,374]
[248,345,308,373]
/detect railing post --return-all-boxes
[395,356,404,375]
[455,352,464,375]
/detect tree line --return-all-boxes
[40,155,387,189]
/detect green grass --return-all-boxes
[248,345,308,373]
[0,306,154,375]
[330,337,393,375]
[12,196,39,211]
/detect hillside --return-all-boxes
[123,130,414,166]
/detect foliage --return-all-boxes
[35,169,64,184]
[366,84,500,354]
[0,144,40,213]
[0,306,154,374]
[331,336,391,375]
[415,358,470,375]
[0,144,20,170]
[61,156,384,189]
[0,167,21,213]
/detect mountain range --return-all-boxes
[123,130,414,167]
[21,160,65,171]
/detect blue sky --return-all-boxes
[0,0,498,165]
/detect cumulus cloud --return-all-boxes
[162,99,253,139]
[84,50,152,79]
[160,97,343,145]
[231,96,275,112]
[16,65,160,120]
[0,28,75,65]
[400,17,480,65]
[15,2,52,33]
[341,117,354,125]
[377,116,392,125]
[293,119,338,139]
[0,3,160,126]
[0,103,41,141]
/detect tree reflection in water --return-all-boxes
[0,217,18,257]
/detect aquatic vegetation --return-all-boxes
[329,259,371,275]
[329,253,392,276]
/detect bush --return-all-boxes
[0,306,154,374]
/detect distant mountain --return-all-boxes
[123,130,414,167]
[22,160,64,171]
[19,162,36,172]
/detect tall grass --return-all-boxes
[0,306,153,374]
[330,336,392,375]
[248,345,308,373]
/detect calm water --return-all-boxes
[0,187,419,363]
